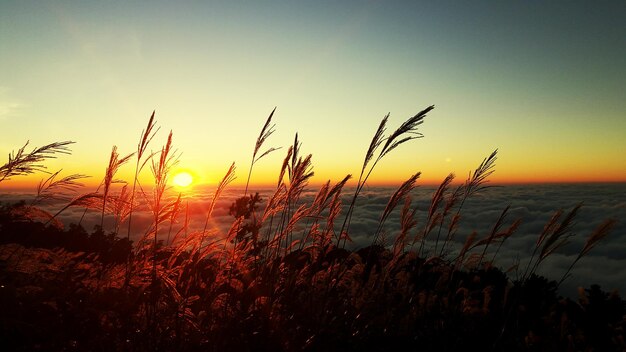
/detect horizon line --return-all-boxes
[1,179,625,193]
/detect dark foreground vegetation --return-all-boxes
[0,107,623,351]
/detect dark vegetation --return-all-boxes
[0,108,623,351]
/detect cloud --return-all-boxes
[0,102,22,120]
[328,184,626,296]
[2,183,625,297]
[0,87,25,121]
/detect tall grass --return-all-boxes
[340,106,434,247]
[101,146,133,228]
[147,131,177,281]
[126,111,159,241]
[243,107,279,197]
[0,107,620,351]
[0,140,74,183]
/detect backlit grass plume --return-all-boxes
[147,130,178,282]
[438,149,498,256]
[35,170,89,204]
[126,111,159,240]
[340,105,434,246]
[372,172,421,246]
[522,203,582,281]
[0,140,74,183]
[101,145,134,228]
[244,107,280,197]
[424,172,455,254]
[559,218,617,286]
[202,161,237,239]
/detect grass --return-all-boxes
[0,107,623,351]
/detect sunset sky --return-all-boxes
[1,1,625,188]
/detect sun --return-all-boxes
[172,172,193,188]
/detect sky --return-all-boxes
[1,0,625,188]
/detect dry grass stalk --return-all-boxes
[521,204,581,281]
[287,153,314,202]
[299,181,331,250]
[126,111,159,240]
[262,183,287,223]
[379,105,433,158]
[455,231,478,269]
[439,150,497,257]
[476,205,511,266]
[278,134,313,250]
[338,113,389,241]
[579,218,616,257]
[325,174,352,208]
[465,149,498,197]
[434,185,463,253]
[244,107,280,197]
[148,131,178,283]
[253,107,278,161]
[430,173,455,253]
[35,170,88,204]
[522,209,563,277]
[301,174,352,250]
[277,146,293,188]
[324,183,346,246]
[361,114,389,177]
[311,180,330,214]
[539,203,581,260]
[340,106,434,246]
[202,162,237,241]
[285,134,314,202]
[19,171,89,234]
[260,183,287,259]
[166,193,183,246]
[489,218,521,264]
[278,204,311,257]
[101,146,133,228]
[45,191,107,227]
[111,184,131,233]
[373,172,421,246]
[0,140,74,183]
[123,111,159,286]
[558,218,617,286]
[394,196,418,256]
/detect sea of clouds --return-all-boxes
[2,183,625,297]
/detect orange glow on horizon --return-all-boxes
[1,169,625,192]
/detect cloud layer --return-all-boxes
[2,183,624,297]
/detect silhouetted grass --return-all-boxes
[0,108,622,351]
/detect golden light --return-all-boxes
[173,172,193,188]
